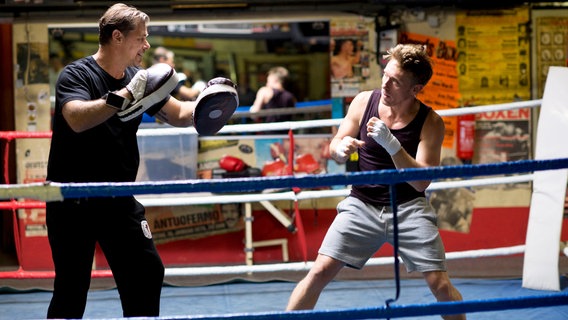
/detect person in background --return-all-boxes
[49,53,66,109]
[185,67,207,100]
[49,53,65,92]
[152,46,202,101]
[249,66,296,125]
[152,46,174,67]
[236,72,256,107]
[45,3,235,319]
[286,44,466,320]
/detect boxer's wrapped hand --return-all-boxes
[118,63,179,121]
[193,77,239,136]
[333,136,363,163]
[367,119,401,156]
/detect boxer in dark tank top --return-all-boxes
[287,44,466,320]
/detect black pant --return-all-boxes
[46,197,164,319]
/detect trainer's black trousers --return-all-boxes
[46,196,164,319]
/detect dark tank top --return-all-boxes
[264,89,295,123]
[350,89,431,206]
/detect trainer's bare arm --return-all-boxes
[155,97,196,127]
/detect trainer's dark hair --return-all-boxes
[384,44,433,86]
[98,3,149,45]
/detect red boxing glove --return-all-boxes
[295,153,320,174]
[261,159,288,176]
[219,155,246,172]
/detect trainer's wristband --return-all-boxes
[103,91,130,111]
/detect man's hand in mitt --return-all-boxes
[193,77,239,136]
[118,63,179,121]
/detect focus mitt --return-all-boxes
[193,77,239,136]
[118,63,179,122]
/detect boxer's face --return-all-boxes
[124,22,150,67]
[380,59,421,106]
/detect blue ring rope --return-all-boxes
[143,292,568,319]
[57,158,568,199]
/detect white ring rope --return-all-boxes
[231,104,332,119]
[164,245,527,277]
[136,174,534,207]
[137,99,542,136]
[434,99,541,117]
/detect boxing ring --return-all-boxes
[2,69,568,318]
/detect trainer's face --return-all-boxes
[380,59,420,106]
[124,22,150,67]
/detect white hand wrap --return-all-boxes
[368,120,401,156]
[334,136,351,162]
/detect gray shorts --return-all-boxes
[319,196,447,273]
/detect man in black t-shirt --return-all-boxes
[46,3,236,319]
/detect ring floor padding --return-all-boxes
[2,277,567,320]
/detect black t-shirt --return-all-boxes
[47,56,165,183]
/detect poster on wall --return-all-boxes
[329,18,373,98]
[473,108,531,164]
[13,24,51,244]
[197,135,339,182]
[14,26,51,133]
[13,24,51,185]
[455,7,532,209]
[468,107,532,208]
[456,6,531,106]
[428,178,475,233]
[535,17,568,98]
[145,203,245,244]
